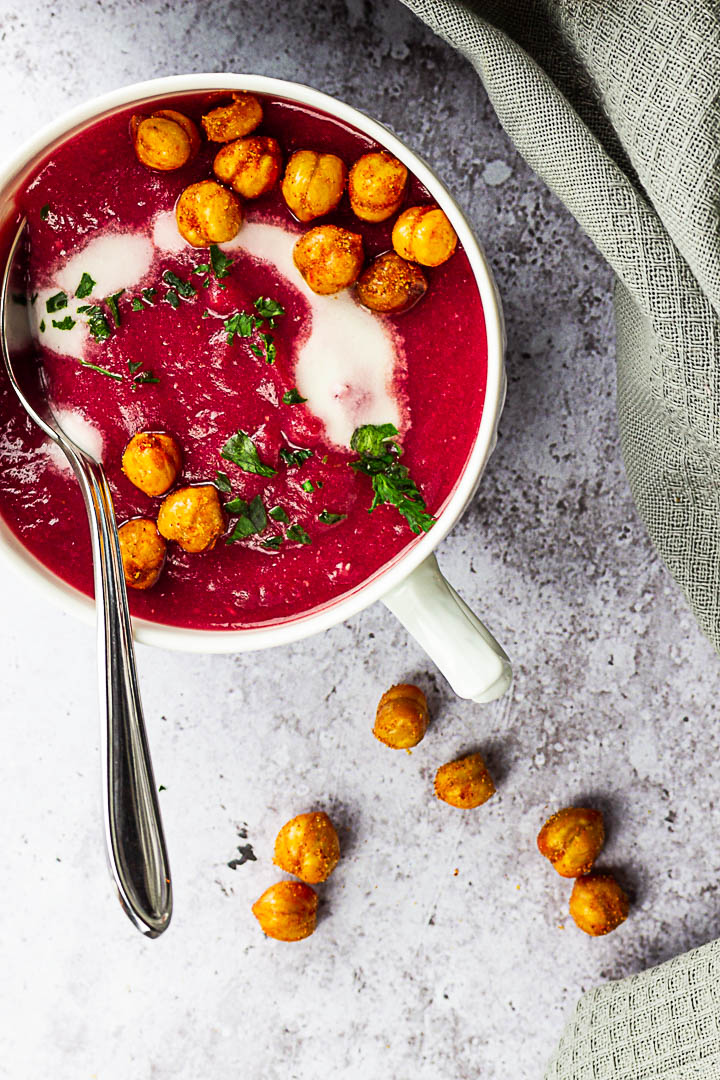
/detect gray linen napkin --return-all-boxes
[398,0,720,1076]
[400,0,720,653]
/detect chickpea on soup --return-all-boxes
[0,91,488,630]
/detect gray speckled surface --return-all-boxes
[1,3,719,1078]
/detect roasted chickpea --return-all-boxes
[252,881,318,942]
[157,484,225,553]
[373,683,429,749]
[201,92,263,142]
[356,251,427,314]
[131,109,201,171]
[280,150,347,222]
[569,873,629,937]
[434,752,496,809]
[118,518,166,590]
[176,180,243,248]
[213,136,282,199]
[274,811,340,884]
[392,205,458,267]
[537,807,605,878]
[293,225,364,296]
[348,151,407,222]
[122,432,182,497]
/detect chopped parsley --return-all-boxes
[77,304,112,343]
[268,505,289,523]
[75,272,96,299]
[318,510,347,524]
[259,332,276,365]
[215,470,233,494]
[262,535,284,549]
[220,430,277,478]
[282,388,307,405]
[52,315,76,330]
[39,319,46,333]
[30,293,38,305]
[226,494,267,543]
[279,446,313,469]
[46,292,67,313]
[163,270,196,299]
[40,203,50,220]
[77,358,122,381]
[131,298,144,311]
[350,423,435,534]
[164,289,180,309]
[301,480,314,493]
[127,359,159,387]
[193,262,211,275]
[142,287,157,305]
[210,244,233,279]
[224,311,257,344]
[105,290,124,327]
[254,296,285,327]
[286,523,311,545]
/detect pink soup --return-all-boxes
[0,92,487,631]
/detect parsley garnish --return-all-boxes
[262,535,284,549]
[318,510,346,524]
[46,292,67,313]
[39,319,46,333]
[226,494,267,543]
[40,203,50,220]
[279,446,313,468]
[78,304,112,343]
[282,388,307,405]
[52,315,76,330]
[286,523,311,545]
[127,360,159,387]
[224,311,257,344]
[30,293,38,305]
[215,470,233,494]
[193,263,211,275]
[301,480,314,493]
[210,245,233,279]
[254,296,285,327]
[75,272,95,299]
[220,430,277,478]
[163,270,196,299]
[259,332,276,365]
[131,298,144,311]
[142,287,157,305]
[350,423,435,534]
[105,290,124,327]
[268,505,289,523]
[77,359,122,381]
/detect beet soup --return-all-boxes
[0,90,488,631]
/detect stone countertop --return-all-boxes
[1,3,718,1078]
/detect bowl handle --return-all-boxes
[382,553,512,703]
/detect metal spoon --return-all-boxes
[1,218,172,937]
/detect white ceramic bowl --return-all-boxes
[0,73,510,701]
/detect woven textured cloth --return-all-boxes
[398,1,720,1077]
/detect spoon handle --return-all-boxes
[74,451,172,936]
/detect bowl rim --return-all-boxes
[0,72,505,653]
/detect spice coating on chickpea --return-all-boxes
[293,225,364,295]
[176,180,243,248]
[213,136,282,199]
[356,251,428,314]
[373,684,429,749]
[392,206,458,267]
[201,92,263,142]
[348,151,408,222]
[434,752,496,809]
[157,484,225,553]
[281,150,347,222]
[251,881,318,942]
[537,807,605,878]
[274,811,340,884]
[131,109,200,171]
[118,518,166,591]
[122,432,182,497]
[569,873,629,936]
